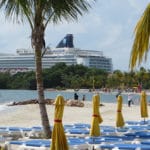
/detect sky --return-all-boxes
[0,0,150,72]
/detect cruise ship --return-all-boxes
[0,34,113,74]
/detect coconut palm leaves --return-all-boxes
[0,0,93,28]
[129,3,150,70]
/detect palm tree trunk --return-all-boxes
[33,26,51,139]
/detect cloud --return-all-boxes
[97,24,123,48]
[128,0,149,12]
[0,13,31,53]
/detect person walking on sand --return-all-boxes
[128,93,134,107]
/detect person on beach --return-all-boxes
[82,95,85,101]
[74,93,78,100]
[127,93,134,107]
[116,90,121,98]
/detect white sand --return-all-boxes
[0,102,149,127]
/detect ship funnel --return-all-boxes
[56,34,74,48]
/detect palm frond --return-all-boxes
[130,3,150,70]
[43,0,96,24]
[0,0,96,27]
[0,0,35,30]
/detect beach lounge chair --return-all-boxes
[0,129,9,137]
[101,125,123,136]
[66,128,90,137]
[6,138,90,150]
[134,131,150,139]
[98,143,150,150]
[116,127,129,133]
[28,126,44,138]
[125,120,150,126]
[141,140,150,145]
[73,123,91,129]
[68,137,90,150]
[101,128,116,135]
[87,136,124,144]
[125,121,140,125]
[125,125,148,132]
[86,135,136,150]
[9,127,32,138]
[6,139,49,150]
[0,127,32,139]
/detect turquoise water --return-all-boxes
[0,89,141,104]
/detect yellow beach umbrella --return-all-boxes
[140,91,148,121]
[90,94,103,137]
[116,95,125,127]
[50,95,68,150]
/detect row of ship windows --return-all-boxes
[0,60,76,64]
[89,63,111,67]
[89,61,111,65]
[0,62,77,67]
[0,58,76,62]
[0,60,111,65]
[0,59,111,64]
[0,58,111,62]
[0,57,110,61]
[90,58,111,61]
[0,64,111,69]
[0,63,110,68]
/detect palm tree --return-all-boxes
[129,3,150,70]
[0,0,95,138]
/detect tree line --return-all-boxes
[0,63,150,90]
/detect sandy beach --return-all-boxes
[0,102,149,127]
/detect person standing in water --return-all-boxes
[74,93,79,100]
[127,93,134,107]
[82,95,85,101]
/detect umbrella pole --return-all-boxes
[92,137,95,150]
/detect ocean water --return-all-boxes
[0,89,142,105]
[0,89,145,113]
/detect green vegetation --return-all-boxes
[1,63,150,90]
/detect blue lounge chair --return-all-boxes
[87,136,123,144]
[6,138,90,150]
[73,123,90,129]
[135,131,150,138]
[141,140,150,145]
[66,128,89,137]
[0,126,32,138]
[99,143,150,150]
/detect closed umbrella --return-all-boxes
[116,95,125,127]
[90,94,103,149]
[140,91,148,122]
[50,95,68,150]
